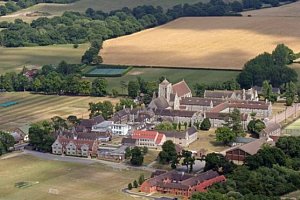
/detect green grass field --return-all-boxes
[0,92,119,130]
[102,67,239,94]
[0,154,148,200]
[0,44,89,74]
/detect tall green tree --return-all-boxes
[158,140,177,165]
[130,146,144,166]
[216,126,236,145]
[128,80,139,99]
[91,78,107,97]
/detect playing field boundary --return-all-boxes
[83,64,133,77]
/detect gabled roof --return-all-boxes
[172,80,191,97]
[132,130,164,145]
[204,90,234,99]
[154,109,197,118]
[261,123,281,135]
[229,138,274,155]
[180,97,225,106]
[150,97,170,110]
[55,136,97,151]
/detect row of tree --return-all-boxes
[192,136,300,199]
[0,0,78,16]
[0,131,15,156]
[238,44,298,89]
[0,0,291,47]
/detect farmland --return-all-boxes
[101,16,300,70]
[0,44,89,74]
[0,92,119,130]
[0,154,147,200]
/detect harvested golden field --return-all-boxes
[101,16,300,70]
[243,1,300,17]
[0,92,119,130]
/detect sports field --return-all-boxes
[0,92,119,130]
[103,67,239,94]
[101,15,300,69]
[0,44,89,74]
[0,154,147,200]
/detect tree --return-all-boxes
[125,147,132,159]
[89,101,114,119]
[227,108,244,136]
[51,116,68,132]
[115,98,136,111]
[158,140,177,165]
[0,131,15,153]
[128,80,139,98]
[200,118,211,130]
[245,146,287,169]
[91,78,107,97]
[262,80,273,100]
[276,136,300,158]
[138,174,145,185]
[181,150,195,173]
[204,153,235,174]
[284,81,297,106]
[184,121,188,130]
[216,126,236,145]
[155,121,174,131]
[272,44,295,66]
[28,122,55,152]
[247,119,265,136]
[133,180,138,188]
[111,88,119,97]
[130,147,144,166]
[128,183,133,190]
[142,146,148,154]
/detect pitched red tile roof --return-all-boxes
[172,80,191,97]
[132,130,159,140]
[156,133,165,145]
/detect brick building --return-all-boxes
[140,170,226,198]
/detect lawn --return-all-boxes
[0,92,119,130]
[101,15,300,69]
[187,129,228,153]
[102,67,239,94]
[0,154,148,200]
[0,44,89,74]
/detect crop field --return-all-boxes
[243,1,300,17]
[0,155,147,200]
[0,92,119,130]
[102,67,239,94]
[0,0,204,22]
[101,15,300,70]
[0,44,89,74]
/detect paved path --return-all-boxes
[269,103,300,124]
[21,150,156,172]
[122,188,175,200]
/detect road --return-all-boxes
[268,103,300,124]
[19,150,156,172]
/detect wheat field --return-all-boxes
[101,15,300,70]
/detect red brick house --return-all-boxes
[140,170,226,199]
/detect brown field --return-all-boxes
[0,92,119,130]
[0,155,148,200]
[101,15,300,69]
[243,1,300,17]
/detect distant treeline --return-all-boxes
[0,0,296,47]
[0,0,78,16]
